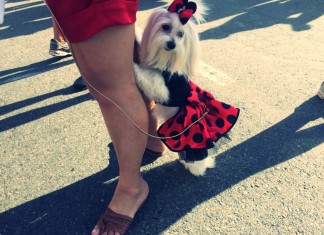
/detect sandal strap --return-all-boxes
[101,208,133,235]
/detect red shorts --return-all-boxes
[45,0,139,43]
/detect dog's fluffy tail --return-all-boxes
[192,0,208,24]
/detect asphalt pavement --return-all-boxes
[1,0,323,234]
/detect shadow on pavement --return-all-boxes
[0,56,75,85]
[0,90,93,132]
[0,1,52,40]
[1,96,323,234]
[200,0,324,40]
[0,86,87,116]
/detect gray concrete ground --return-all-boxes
[1,0,323,234]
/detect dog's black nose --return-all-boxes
[166,40,176,50]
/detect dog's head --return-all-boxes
[140,1,206,77]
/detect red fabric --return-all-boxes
[167,0,197,24]
[168,0,183,12]
[158,81,240,152]
[45,0,139,42]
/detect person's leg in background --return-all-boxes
[50,17,87,91]
[49,17,71,57]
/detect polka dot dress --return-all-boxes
[158,81,240,161]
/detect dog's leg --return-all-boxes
[134,64,170,104]
[179,156,215,176]
[178,149,216,176]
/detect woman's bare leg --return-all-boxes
[70,24,149,235]
[144,98,166,153]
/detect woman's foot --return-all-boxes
[91,177,149,235]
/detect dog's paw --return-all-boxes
[179,156,215,176]
[204,156,216,169]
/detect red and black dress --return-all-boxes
[157,71,240,162]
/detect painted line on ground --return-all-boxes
[198,61,233,86]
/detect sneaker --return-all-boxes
[73,77,87,91]
[318,81,324,99]
[49,38,72,57]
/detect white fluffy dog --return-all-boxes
[134,0,216,176]
[135,0,240,176]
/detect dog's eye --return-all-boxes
[177,31,184,38]
[162,24,171,31]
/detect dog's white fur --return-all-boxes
[139,9,200,77]
[179,153,215,176]
[135,3,215,176]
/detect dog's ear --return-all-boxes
[184,22,201,77]
[140,9,169,63]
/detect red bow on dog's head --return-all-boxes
[168,0,197,25]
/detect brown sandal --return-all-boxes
[96,208,133,235]
[94,194,149,235]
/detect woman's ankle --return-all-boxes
[108,178,149,217]
[116,175,148,197]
